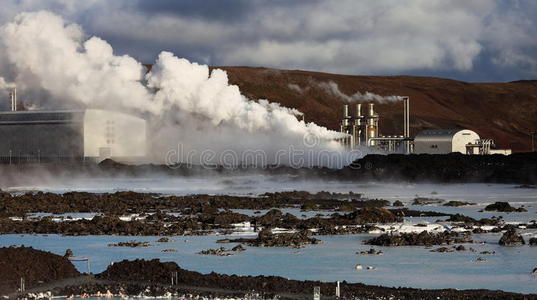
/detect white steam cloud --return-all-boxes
[0,77,16,90]
[0,11,352,167]
[315,81,402,103]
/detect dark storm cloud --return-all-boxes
[0,0,536,82]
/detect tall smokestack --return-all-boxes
[9,88,17,111]
[355,103,362,118]
[402,96,410,154]
[368,103,375,116]
[343,104,349,118]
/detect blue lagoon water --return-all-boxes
[1,178,537,293]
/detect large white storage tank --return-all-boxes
[414,129,480,154]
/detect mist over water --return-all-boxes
[0,11,353,167]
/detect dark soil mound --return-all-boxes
[0,246,80,295]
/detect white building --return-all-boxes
[0,109,146,163]
[413,129,480,154]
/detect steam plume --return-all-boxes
[317,81,402,103]
[0,11,352,167]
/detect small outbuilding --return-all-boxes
[413,129,480,154]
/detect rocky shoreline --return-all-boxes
[2,249,535,300]
[1,152,536,186]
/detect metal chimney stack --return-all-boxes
[368,103,375,116]
[343,104,349,118]
[342,104,350,126]
[402,97,410,154]
[355,103,362,118]
[9,88,17,111]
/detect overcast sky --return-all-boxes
[1,0,536,82]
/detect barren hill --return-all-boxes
[214,66,537,152]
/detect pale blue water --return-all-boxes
[1,232,536,294]
[2,179,537,294]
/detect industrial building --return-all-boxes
[413,129,511,155]
[0,109,147,163]
[338,97,511,155]
[339,97,411,153]
[414,129,480,154]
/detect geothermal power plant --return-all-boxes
[0,88,511,165]
[0,90,146,163]
[338,98,511,155]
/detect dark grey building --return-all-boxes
[0,109,146,163]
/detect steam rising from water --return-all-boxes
[0,11,353,167]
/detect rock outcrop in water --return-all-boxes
[484,202,527,212]
[0,247,80,295]
[498,227,525,246]
[443,201,475,207]
[365,231,472,246]
[218,228,321,248]
[108,241,151,247]
[446,214,501,226]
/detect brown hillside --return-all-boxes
[212,66,537,152]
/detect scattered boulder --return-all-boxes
[532,268,537,275]
[412,197,444,205]
[480,251,496,255]
[161,249,177,253]
[447,214,501,226]
[197,247,233,256]
[392,200,404,207]
[357,248,384,255]
[217,228,321,248]
[455,245,466,251]
[529,238,537,246]
[231,244,246,252]
[108,241,151,247]
[475,257,487,262]
[365,231,471,247]
[443,201,475,207]
[352,207,401,224]
[64,248,74,258]
[498,227,525,246]
[156,237,174,243]
[430,247,454,253]
[485,202,527,213]
[355,264,363,270]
